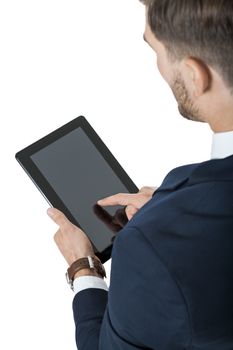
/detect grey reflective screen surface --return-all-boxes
[31,128,129,252]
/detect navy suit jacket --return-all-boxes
[73,156,233,349]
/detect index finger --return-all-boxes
[97,193,134,207]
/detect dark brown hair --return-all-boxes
[140,0,233,89]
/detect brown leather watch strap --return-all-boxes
[66,256,106,290]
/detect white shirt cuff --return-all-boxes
[73,276,109,295]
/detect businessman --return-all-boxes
[47,1,233,349]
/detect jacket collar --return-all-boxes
[188,154,233,185]
[154,155,233,193]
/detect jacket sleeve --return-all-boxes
[72,288,108,349]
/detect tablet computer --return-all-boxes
[15,116,138,262]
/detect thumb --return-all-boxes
[47,208,71,229]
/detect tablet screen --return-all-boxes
[31,127,130,253]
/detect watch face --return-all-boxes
[65,272,73,290]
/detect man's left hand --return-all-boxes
[47,208,95,266]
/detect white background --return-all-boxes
[0,0,211,349]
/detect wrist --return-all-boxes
[66,256,106,290]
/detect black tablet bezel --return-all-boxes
[15,116,138,263]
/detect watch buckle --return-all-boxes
[87,256,94,269]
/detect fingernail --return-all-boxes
[47,208,55,217]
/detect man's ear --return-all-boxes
[183,57,211,98]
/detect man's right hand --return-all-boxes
[97,186,157,221]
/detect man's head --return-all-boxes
[140,0,233,132]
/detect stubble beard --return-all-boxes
[171,73,204,123]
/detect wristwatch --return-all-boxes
[66,256,106,291]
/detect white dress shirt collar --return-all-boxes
[211,130,233,159]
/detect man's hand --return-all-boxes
[47,208,95,266]
[97,186,157,220]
